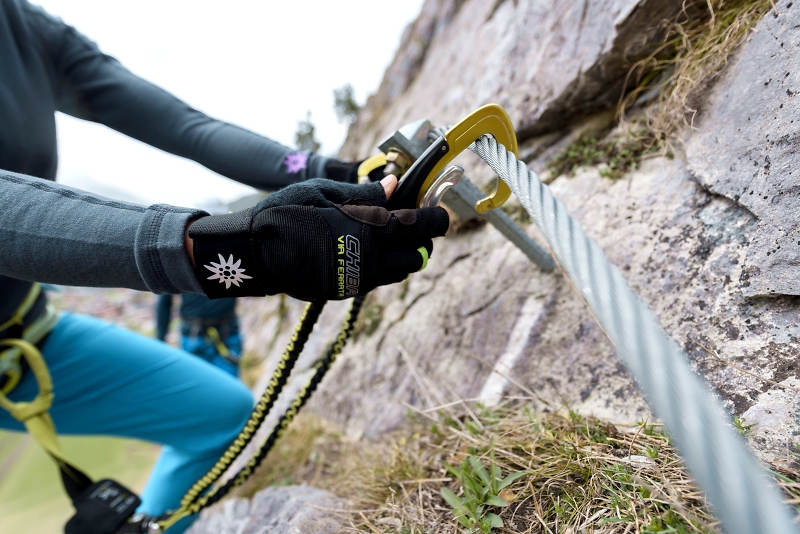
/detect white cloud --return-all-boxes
[35,0,424,207]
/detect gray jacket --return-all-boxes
[0,0,331,323]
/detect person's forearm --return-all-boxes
[30,1,330,190]
[0,169,206,293]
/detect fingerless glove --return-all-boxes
[188,179,448,300]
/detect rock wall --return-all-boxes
[240,0,800,464]
[343,0,685,157]
[186,486,345,534]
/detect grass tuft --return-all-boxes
[546,0,773,181]
[235,402,800,533]
[546,135,666,180]
[622,0,775,139]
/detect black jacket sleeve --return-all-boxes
[23,1,330,191]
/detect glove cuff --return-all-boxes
[324,159,360,183]
[189,211,266,298]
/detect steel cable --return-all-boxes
[469,134,796,534]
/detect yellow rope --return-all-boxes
[171,302,314,515]
[157,299,360,531]
[0,338,86,484]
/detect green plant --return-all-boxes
[294,111,320,152]
[645,444,660,459]
[231,405,800,532]
[621,0,774,138]
[440,450,528,533]
[547,134,662,180]
[642,511,696,534]
[333,84,361,123]
[733,415,756,437]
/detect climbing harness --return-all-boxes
[0,284,142,534]
[5,103,791,534]
[204,326,240,368]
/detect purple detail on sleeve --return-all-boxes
[283,152,309,174]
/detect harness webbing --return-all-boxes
[205,325,239,366]
[0,282,42,333]
[0,337,94,501]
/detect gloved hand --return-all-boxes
[324,158,385,183]
[188,178,449,300]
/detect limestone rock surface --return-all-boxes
[341,0,684,167]
[239,0,800,469]
[185,486,346,534]
[686,4,800,297]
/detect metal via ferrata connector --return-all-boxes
[422,165,464,208]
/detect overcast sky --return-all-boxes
[34,0,424,209]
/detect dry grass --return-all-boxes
[547,0,774,181]
[621,0,775,138]
[234,402,800,533]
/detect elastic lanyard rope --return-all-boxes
[156,296,363,531]
[171,301,323,512]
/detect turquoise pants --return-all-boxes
[0,313,254,533]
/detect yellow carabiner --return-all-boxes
[357,154,387,184]
[416,104,518,213]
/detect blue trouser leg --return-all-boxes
[0,313,254,533]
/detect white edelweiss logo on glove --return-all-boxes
[204,254,253,289]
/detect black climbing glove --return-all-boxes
[324,158,385,183]
[188,178,449,300]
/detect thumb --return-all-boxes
[381,175,398,200]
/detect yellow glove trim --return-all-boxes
[417,247,429,271]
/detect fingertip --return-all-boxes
[381,175,398,199]
[419,206,450,236]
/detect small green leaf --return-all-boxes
[444,463,461,479]
[461,496,481,508]
[455,516,471,528]
[485,495,509,507]
[470,457,492,486]
[463,478,482,499]
[484,513,504,528]
[440,488,468,514]
[490,465,502,480]
[497,471,529,490]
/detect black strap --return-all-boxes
[64,479,142,534]
[58,459,95,502]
